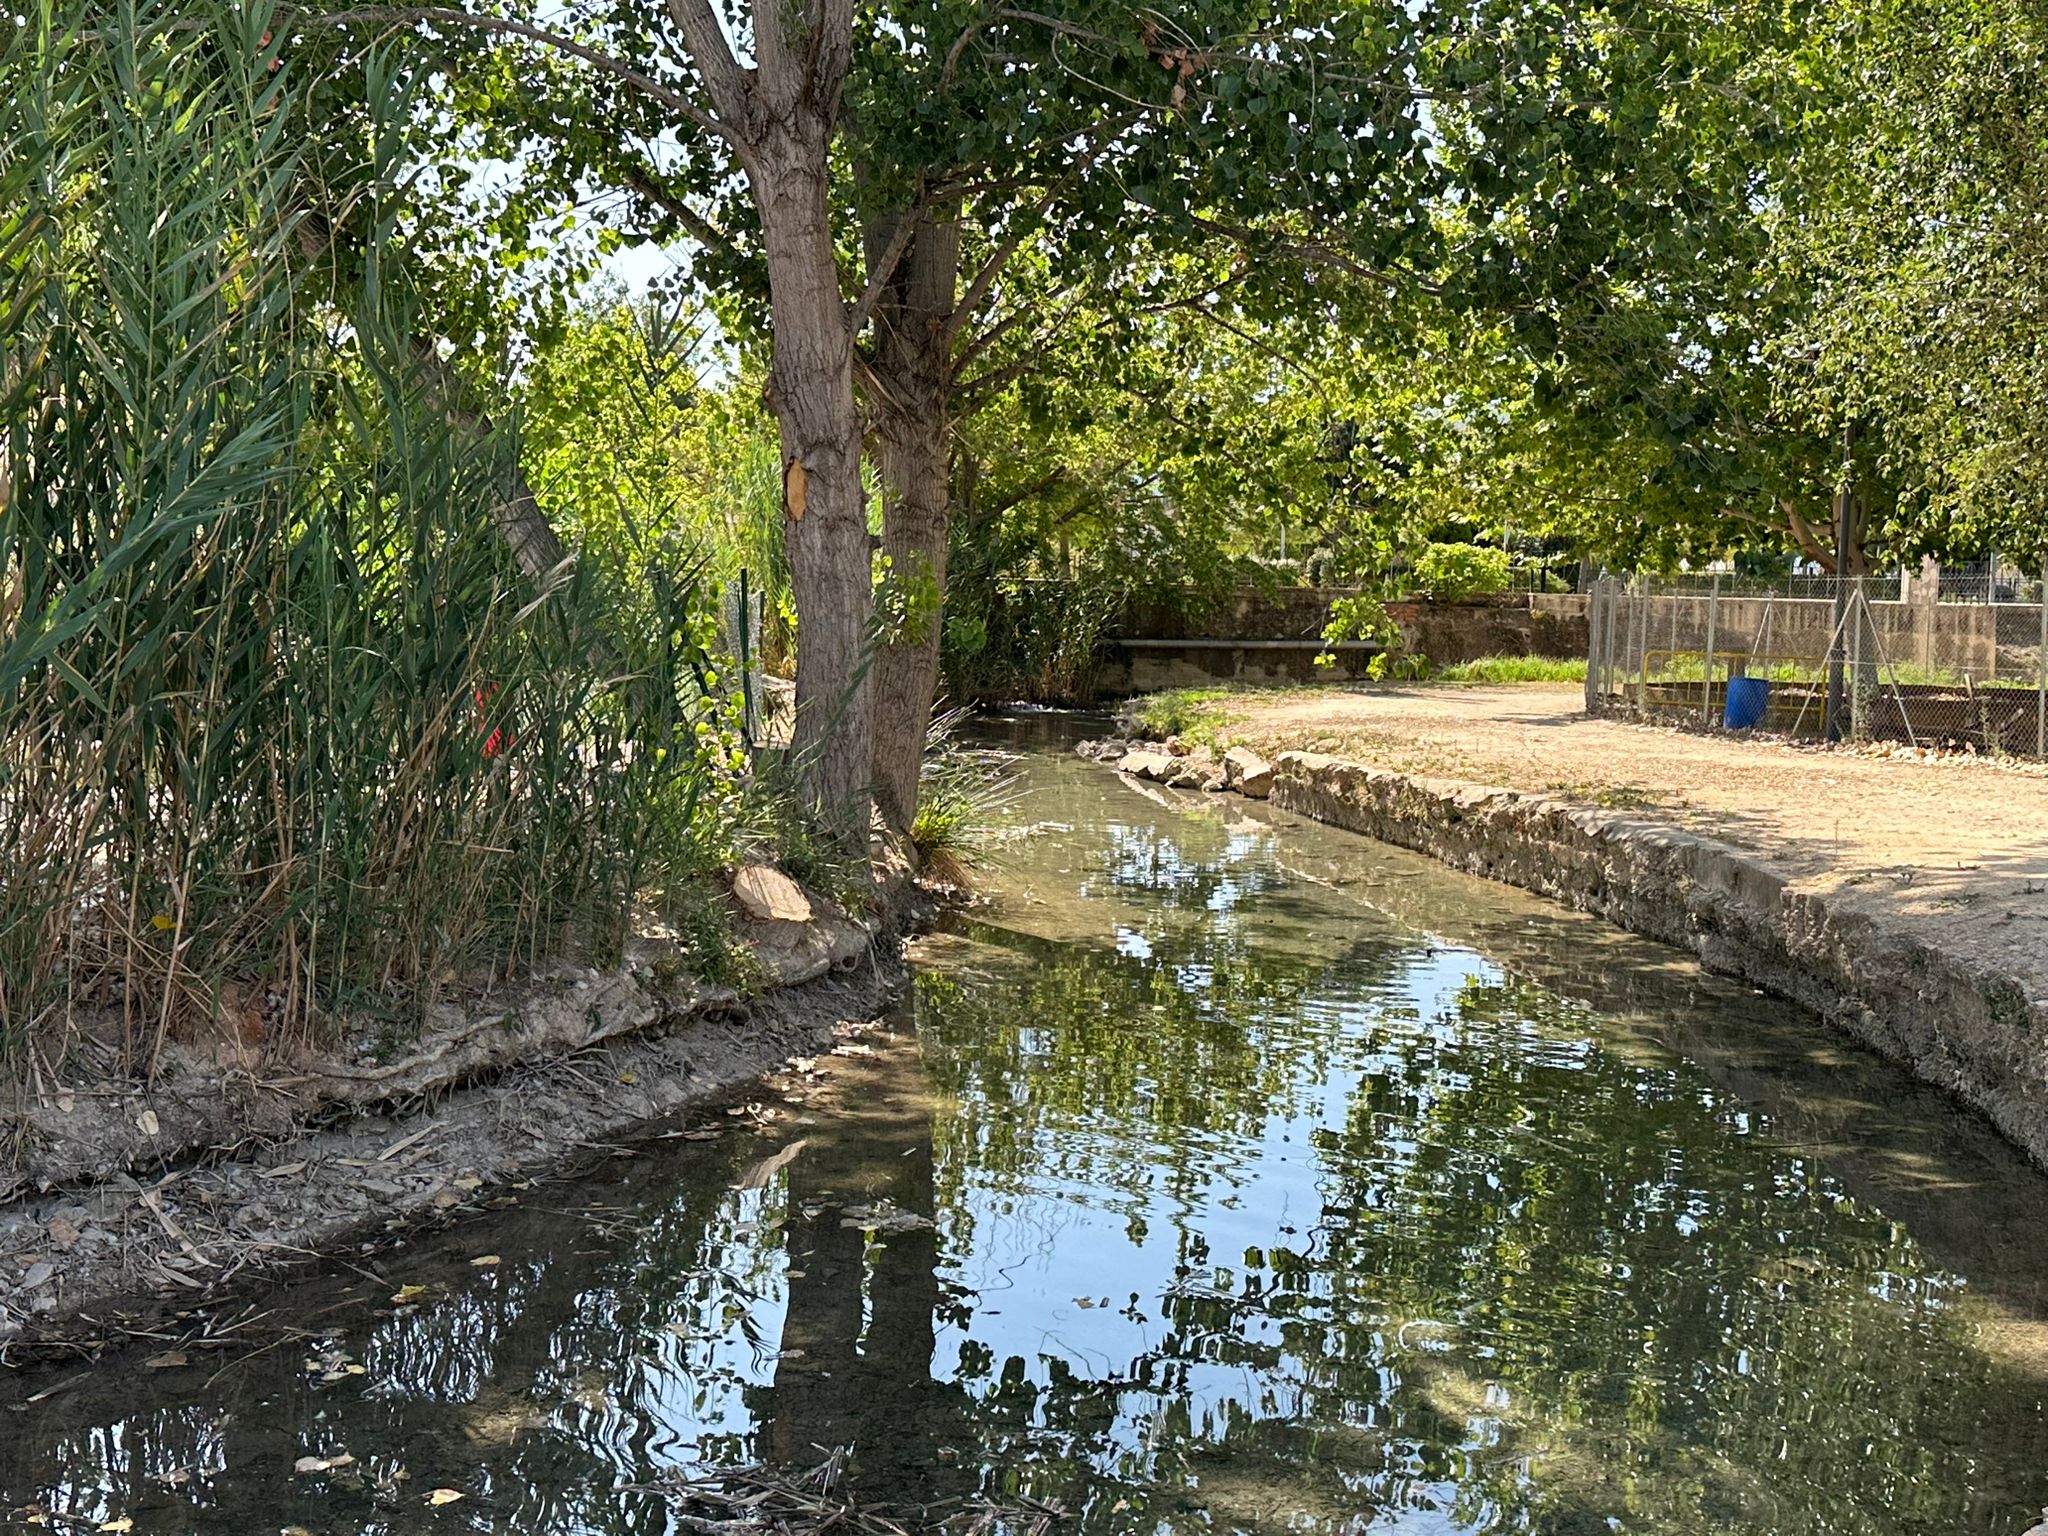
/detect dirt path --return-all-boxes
[1203,682,2048,1002]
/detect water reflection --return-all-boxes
[5,719,2048,1534]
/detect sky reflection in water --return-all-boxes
[5,718,2048,1535]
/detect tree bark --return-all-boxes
[660,0,873,841]
[757,143,876,841]
[863,206,960,835]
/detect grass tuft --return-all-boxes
[1429,655,1589,684]
[911,710,1020,887]
[1124,688,1235,745]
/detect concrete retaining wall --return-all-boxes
[1268,751,2048,1169]
[1093,595,1587,695]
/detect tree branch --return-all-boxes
[616,156,750,266]
[308,6,730,144]
[662,0,754,128]
[847,199,924,339]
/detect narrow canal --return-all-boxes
[6,719,2048,1533]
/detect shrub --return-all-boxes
[1408,543,1513,603]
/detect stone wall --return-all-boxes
[1267,751,2048,1170]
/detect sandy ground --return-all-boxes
[1205,682,2048,1001]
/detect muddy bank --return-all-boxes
[1084,734,2048,1173]
[0,893,913,1356]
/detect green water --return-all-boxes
[6,718,2048,1533]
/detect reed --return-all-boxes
[0,3,743,1079]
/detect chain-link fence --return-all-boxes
[1585,571,2048,757]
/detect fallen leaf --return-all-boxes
[451,1175,483,1190]
[136,1110,160,1138]
[22,1261,55,1289]
[470,1255,501,1268]
[258,1161,307,1180]
[735,1138,809,1192]
[616,1072,637,1085]
[46,1216,80,1250]
[390,1284,432,1305]
[426,1489,465,1506]
[99,1519,133,1533]
[143,1351,188,1369]
[292,1453,356,1475]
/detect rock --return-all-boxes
[1164,736,1191,757]
[1222,746,1275,798]
[1165,764,1210,790]
[1201,772,1229,792]
[1115,749,1176,781]
[732,865,812,923]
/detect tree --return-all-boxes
[1775,0,2048,563]
[325,0,876,838]
[358,0,1443,837]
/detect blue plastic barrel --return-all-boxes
[1723,676,1770,729]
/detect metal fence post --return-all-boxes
[1599,576,1617,704]
[1702,573,1720,726]
[2038,560,2047,758]
[1850,579,1867,741]
[1584,580,1602,714]
[1635,581,1650,712]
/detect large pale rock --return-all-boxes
[1222,746,1276,798]
[732,865,813,923]
[1115,749,1177,781]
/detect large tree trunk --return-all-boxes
[757,146,876,841]
[865,208,960,835]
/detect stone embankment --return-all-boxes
[1082,734,2048,1172]
[0,868,915,1354]
[1092,737,1278,797]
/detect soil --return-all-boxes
[1191,681,2048,1011]
[0,889,924,1358]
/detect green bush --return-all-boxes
[1125,689,1233,745]
[1408,543,1513,603]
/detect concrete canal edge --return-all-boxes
[1261,750,2048,1169]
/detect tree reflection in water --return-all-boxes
[4,727,2048,1535]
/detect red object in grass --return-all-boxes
[475,683,512,758]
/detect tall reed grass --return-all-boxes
[0,3,743,1080]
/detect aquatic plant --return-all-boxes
[910,710,1020,886]
[0,4,745,1075]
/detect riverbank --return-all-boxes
[1092,682,2048,1170]
[0,880,917,1358]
